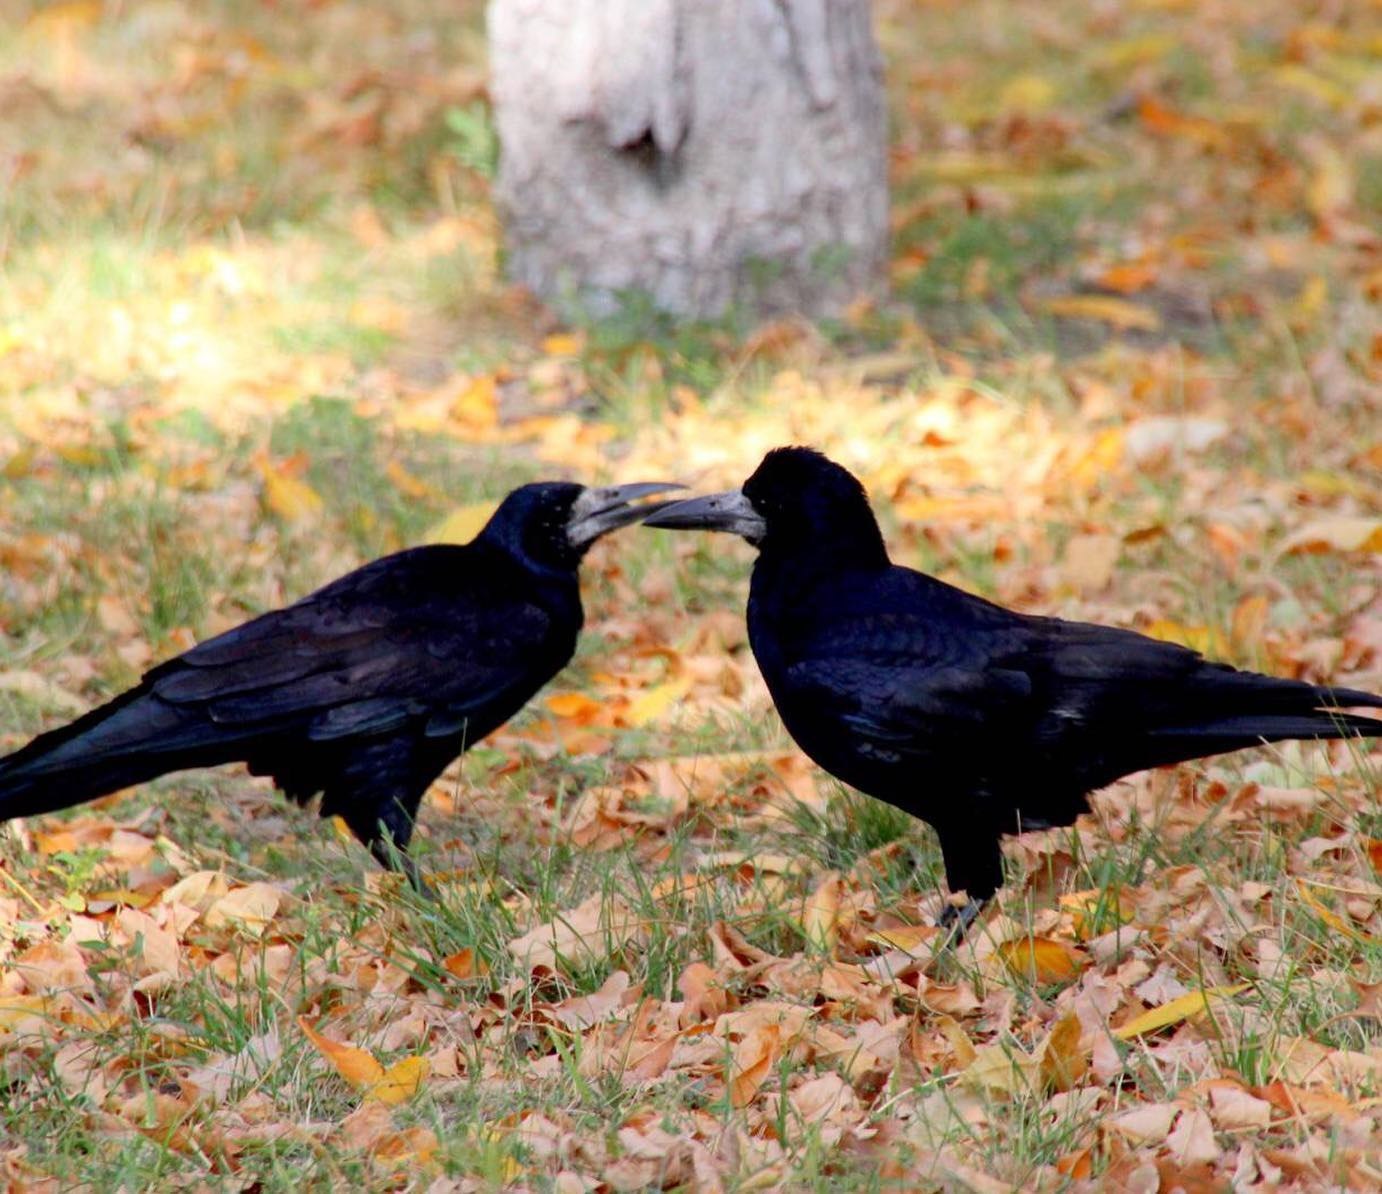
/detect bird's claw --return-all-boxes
[937,898,983,941]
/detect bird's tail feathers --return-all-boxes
[1153,709,1381,747]
[0,685,239,823]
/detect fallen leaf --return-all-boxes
[508,894,643,972]
[425,501,498,545]
[1042,295,1161,332]
[298,1017,384,1091]
[204,883,282,936]
[729,1023,780,1108]
[367,1056,430,1106]
[1113,984,1250,1040]
[623,671,693,727]
[1277,517,1382,556]
[1039,1013,1090,1091]
[1123,417,1228,462]
[257,458,323,523]
[865,925,937,955]
[800,871,842,951]
[1062,533,1121,592]
[1208,1083,1272,1130]
[1107,1101,1179,1145]
[996,937,1087,986]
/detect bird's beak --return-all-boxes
[567,482,685,546]
[642,490,768,543]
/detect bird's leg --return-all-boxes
[344,796,434,898]
[369,838,434,899]
[933,823,1004,939]
[937,897,985,940]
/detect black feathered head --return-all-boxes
[644,446,888,564]
[478,480,681,572]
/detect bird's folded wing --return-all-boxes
[785,651,1034,756]
[148,576,557,736]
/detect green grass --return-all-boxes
[2,0,1380,1188]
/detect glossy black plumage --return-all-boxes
[646,447,1382,927]
[0,480,675,885]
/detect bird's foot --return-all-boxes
[936,898,984,942]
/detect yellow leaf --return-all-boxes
[1042,295,1162,332]
[23,0,101,38]
[366,1055,430,1106]
[384,459,437,501]
[962,1040,1040,1096]
[541,333,584,356]
[1274,64,1353,110]
[1093,34,1176,69]
[0,995,54,1031]
[257,460,323,523]
[298,1017,384,1090]
[1306,145,1355,219]
[865,925,936,955]
[1113,983,1250,1040]
[451,375,499,429]
[998,74,1055,113]
[1293,276,1328,323]
[56,443,105,468]
[1295,879,1376,945]
[1144,619,1231,658]
[1277,517,1382,556]
[623,672,693,727]
[801,871,842,951]
[996,937,1087,986]
[935,1014,977,1067]
[424,500,497,545]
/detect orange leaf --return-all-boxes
[1042,294,1161,332]
[1096,262,1159,294]
[729,1023,781,1108]
[298,1016,384,1090]
[996,937,1087,986]
[1039,1013,1089,1091]
[545,692,603,721]
[865,925,936,955]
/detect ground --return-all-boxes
[0,0,1379,1189]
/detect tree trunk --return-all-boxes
[487,0,887,321]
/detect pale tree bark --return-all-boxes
[487,0,888,321]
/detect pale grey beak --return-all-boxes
[642,490,767,544]
[567,482,685,546]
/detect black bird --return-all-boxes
[0,480,678,888]
[646,447,1382,932]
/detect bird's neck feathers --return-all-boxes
[757,500,890,578]
[477,517,586,580]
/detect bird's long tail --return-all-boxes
[1150,672,1382,757]
[0,685,236,822]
